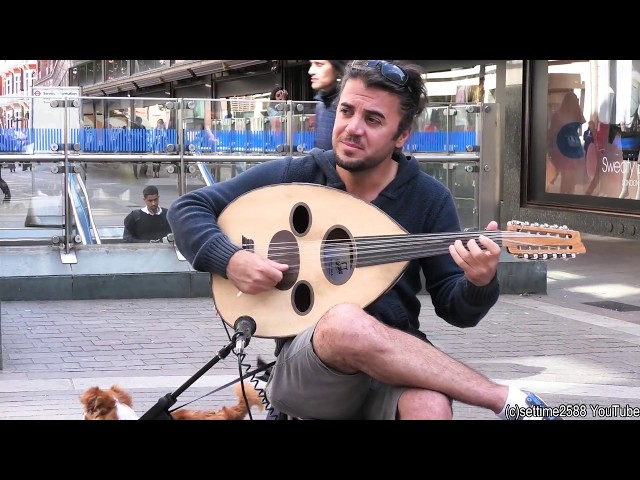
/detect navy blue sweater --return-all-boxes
[123,208,172,243]
[313,88,339,150]
[168,149,499,343]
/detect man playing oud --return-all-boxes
[167,60,558,420]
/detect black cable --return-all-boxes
[236,350,254,420]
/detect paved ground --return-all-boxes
[1,233,639,420]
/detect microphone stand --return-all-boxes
[139,316,257,420]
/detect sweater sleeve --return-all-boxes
[122,211,143,243]
[167,159,291,276]
[421,188,500,328]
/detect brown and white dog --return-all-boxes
[80,382,264,420]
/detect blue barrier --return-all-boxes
[294,131,315,153]
[0,128,36,152]
[405,131,477,153]
[1,128,477,155]
[185,129,288,154]
[72,128,178,153]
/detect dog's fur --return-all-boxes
[80,382,264,420]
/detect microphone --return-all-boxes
[233,316,257,355]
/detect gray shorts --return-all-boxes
[265,323,404,420]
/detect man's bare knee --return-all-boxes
[316,303,374,346]
[313,304,379,371]
[398,388,454,420]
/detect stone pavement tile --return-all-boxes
[1,288,640,420]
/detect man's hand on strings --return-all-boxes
[449,220,501,287]
[227,249,289,294]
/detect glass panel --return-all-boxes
[134,60,169,73]
[544,60,640,200]
[78,64,88,86]
[424,64,496,104]
[69,66,79,86]
[418,160,478,230]
[95,60,103,83]
[82,160,180,243]
[89,97,172,153]
[86,62,94,86]
[407,105,479,154]
[0,159,65,243]
[106,60,128,80]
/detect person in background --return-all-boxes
[583,119,601,196]
[266,86,289,139]
[423,109,443,132]
[167,60,560,420]
[153,118,166,178]
[267,86,289,118]
[583,120,595,157]
[308,60,347,150]
[132,116,148,176]
[618,106,640,199]
[123,185,172,243]
[547,91,586,193]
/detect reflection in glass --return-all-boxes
[546,60,640,200]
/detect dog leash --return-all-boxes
[167,359,275,413]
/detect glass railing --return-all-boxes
[1,95,489,248]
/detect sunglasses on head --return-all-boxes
[350,60,410,89]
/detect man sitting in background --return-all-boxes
[123,185,172,243]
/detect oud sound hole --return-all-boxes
[321,227,354,285]
[270,230,299,291]
[292,281,313,315]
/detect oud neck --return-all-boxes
[355,231,504,267]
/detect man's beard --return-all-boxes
[334,145,393,173]
[335,152,368,172]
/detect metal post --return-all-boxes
[177,99,185,195]
[286,100,293,155]
[63,97,71,254]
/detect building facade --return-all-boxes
[0,60,37,128]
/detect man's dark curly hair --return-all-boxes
[340,60,428,138]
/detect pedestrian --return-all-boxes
[583,120,595,157]
[308,60,347,150]
[0,166,10,202]
[167,60,559,420]
[267,86,289,118]
[153,118,166,177]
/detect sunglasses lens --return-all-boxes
[381,64,408,86]
[360,60,408,87]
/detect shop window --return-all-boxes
[106,60,129,80]
[529,60,640,205]
[134,60,169,73]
